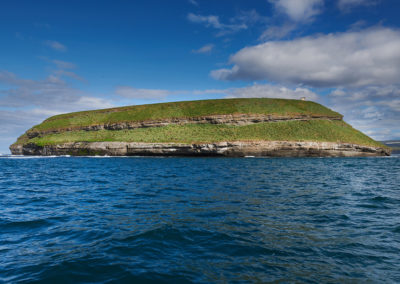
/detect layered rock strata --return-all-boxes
[26,113,341,138]
[10,141,391,157]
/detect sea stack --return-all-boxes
[9,98,391,157]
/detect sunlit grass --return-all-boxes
[29,98,341,133]
[27,120,385,148]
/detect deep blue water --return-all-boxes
[0,156,399,283]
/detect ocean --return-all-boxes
[1,155,399,283]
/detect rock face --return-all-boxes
[26,113,341,139]
[10,141,391,157]
[10,98,390,157]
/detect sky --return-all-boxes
[1,0,400,153]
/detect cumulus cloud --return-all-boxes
[270,0,323,22]
[211,27,400,88]
[192,44,215,54]
[82,82,400,140]
[115,86,171,99]
[325,85,400,140]
[114,83,319,101]
[260,1,322,41]
[44,40,67,52]
[187,13,247,34]
[225,84,319,101]
[329,86,400,113]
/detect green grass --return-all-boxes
[28,98,342,133]
[13,98,385,150]
[26,120,385,148]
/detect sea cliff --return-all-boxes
[10,98,391,157]
[10,141,389,157]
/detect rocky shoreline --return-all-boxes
[10,141,391,157]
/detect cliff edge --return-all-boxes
[10,98,390,157]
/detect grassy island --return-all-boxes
[10,98,389,156]
[28,98,342,132]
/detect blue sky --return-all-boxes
[1,0,400,153]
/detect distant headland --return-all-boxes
[10,98,390,157]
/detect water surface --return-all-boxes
[1,156,399,283]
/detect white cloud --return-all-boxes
[39,56,87,83]
[211,27,400,88]
[328,85,400,112]
[261,1,322,41]
[113,83,318,101]
[338,0,378,11]
[37,58,84,81]
[115,86,171,99]
[188,13,224,29]
[259,24,296,41]
[187,13,247,33]
[0,70,114,152]
[44,40,67,52]
[38,56,77,70]
[0,109,52,153]
[52,60,76,69]
[325,85,400,140]
[225,84,319,101]
[270,0,323,22]
[235,10,267,26]
[0,71,109,110]
[192,44,215,54]
[187,10,267,37]
[53,70,86,82]
[188,0,198,6]
[0,72,115,153]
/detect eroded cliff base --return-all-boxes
[10,141,391,157]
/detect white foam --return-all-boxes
[87,155,112,158]
[2,155,58,159]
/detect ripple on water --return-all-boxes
[0,156,399,283]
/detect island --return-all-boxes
[9,98,391,157]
